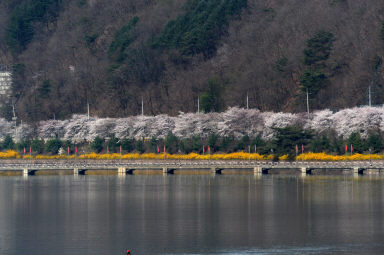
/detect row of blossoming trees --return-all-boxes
[0,106,384,157]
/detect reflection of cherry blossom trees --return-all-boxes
[3,106,384,142]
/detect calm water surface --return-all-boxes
[0,175,384,255]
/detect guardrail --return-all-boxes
[0,160,382,171]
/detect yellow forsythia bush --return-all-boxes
[296,152,384,161]
[77,152,272,160]
[0,150,20,159]
[14,152,384,161]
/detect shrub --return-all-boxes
[106,136,119,152]
[208,133,219,151]
[2,135,14,150]
[135,140,145,153]
[165,133,179,154]
[16,140,31,152]
[31,139,44,154]
[272,126,313,157]
[45,138,62,154]
[121,138,134,152]
[236,135,250,151]
[348,132,365,153]
[366,133,384,153]
[90,136,104,153]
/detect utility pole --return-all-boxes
[141,98,144,116]
[197,97,200,113]
[87,102,90,120]
[306,88,310,119]
[12,105,17,139]
[246,92,249,110]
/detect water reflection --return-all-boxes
[0,175,383,254]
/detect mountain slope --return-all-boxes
[1,0,384,121]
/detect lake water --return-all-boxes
[0,174,384,255]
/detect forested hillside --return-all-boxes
[1,0,384,121]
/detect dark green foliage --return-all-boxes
[16,140,31,152]
[220,136,234,152]
[180,138,193,153]
[262,8,275,21]
[84,33,98,46]
[208,133,219,151]
[31,139,44,154]
[45,138,62,154]
[272,126,313,157]
[252,135,268,154]
[149,137,158,151]
[348,132,365,153]
[366,133,384,153]
[304,31,335,66]
[135,139,145,153]
[331,136,344,155]
[165,132,179,153]
[190,135,202,152]
[381,20,384,41]
[90,136,104,153]
[2,136,14,150]
[311,135,331,153]
[236,135,250,151]
[63,140,72,151]
[106,136,119,152]
[38,80,51,99]
[154,0,247,57]
[200,77,223,112]
[5,0,63,53]
[11,63,26,100]
[121,138,134,152]
[372,55,382,71]
[117,47,165,84]
[108,16,139,62]
[299,69,328,96]
[275,57,288,72]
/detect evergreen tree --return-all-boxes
[200,77,224,113]
[135,139,145,153]
[2,135,14,150]
[366,133,383,153]
[121,138,134,152]
[90,137,104,153]
[348,132,365,153]
[208,133,219,151]
[45,138,62,154]
[272,126,313,158]
[31,139,44,154]
[106,136,119,152]
[165,133,179,153]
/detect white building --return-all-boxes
[0,65,12,100]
